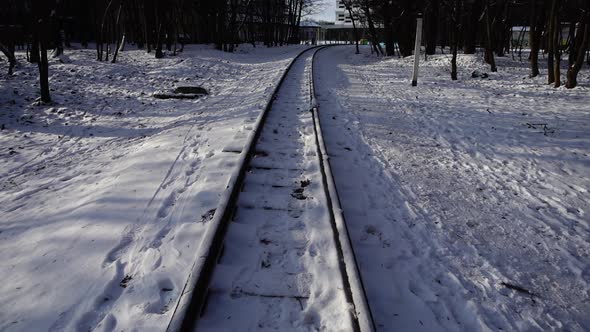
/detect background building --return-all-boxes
[335,1,362,26]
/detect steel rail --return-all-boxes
[310,46,376,332]
[166,44,375,332]
[166,46,322,332]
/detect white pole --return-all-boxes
[412,13,423,86]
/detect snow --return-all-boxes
[198,50,352,331]
[315,46,590,331]
[1,41,589,331]
[0,44,307,332]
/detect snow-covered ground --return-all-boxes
[0,44,307,331]
[199,50,353,331]
[2,42,589,332]
[316,46,589,331]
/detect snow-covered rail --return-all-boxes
[167,46,374,332]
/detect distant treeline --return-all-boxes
[1,0,588,102]
[0,0,316,101]
[343,0,589,87]
[1,0,314,58]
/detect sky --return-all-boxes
[309,0,336,23]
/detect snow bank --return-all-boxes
[0,44,306,331]
[316,46,589,331]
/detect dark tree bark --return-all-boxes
[30,36,40,63]
[426,0,439,55]
[363,0,383,55]
[397,13,415,57]
[529,0,542,77]
[493,0,510,57]
[78,1,90,47]
[31,0,51,103]
[484,0,497,72]
[111,0,125,63]
[155,23,164,58]
[567,21,577,67]
[463,0,480,54]
[381,1,395,56]
[38,31,50,103]
[144,0,155,53]
[51,0,65,58]
[98,0,115,61]
[550,0,561,87]
[154,0,166,58]
[0,43,17,74]
[566,16,589,88]
[345,1,360,54]
[451,0,463,80]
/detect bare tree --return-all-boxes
[31,0,51,102]
[343,0,360,54]
[361,0,383,55]
[484,0,498,72]
[449,0,463,80]
[529,0,543,77]
[0,42,18,75]
[566,11,590,88]
[547,0,560,86]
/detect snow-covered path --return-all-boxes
[0,45,308,331]
[316,46,590,331]
[198,49,354,331]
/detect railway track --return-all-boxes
[167,46,374,332]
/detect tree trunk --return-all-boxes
[155,23,164,58]
[567,21,577,67]
[463,0,480,54]
[485,0,497,72]
[347,6,360,54]
[363,0,383,55]
[30,36,40,63]
[566,17,589,88]
[552,0,561,87]
[112,0,125,63]
[381,2,395,56]
[529,0,540,77]
[38,30,51,103]
[451,0,462,80]
[426,0,439,55]
[53,28,64,58]
[51,0,64,58]
[493,0,510,57]
[397,13,415,57]
[99,0,115,61]
[0,43,17,75]
[32,0,51,103]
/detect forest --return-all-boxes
[1,0,589,104]
[342,0,589,88]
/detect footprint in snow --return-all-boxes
[104,233,134,266]
[158,191,178,218]
[145,278,176,314]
